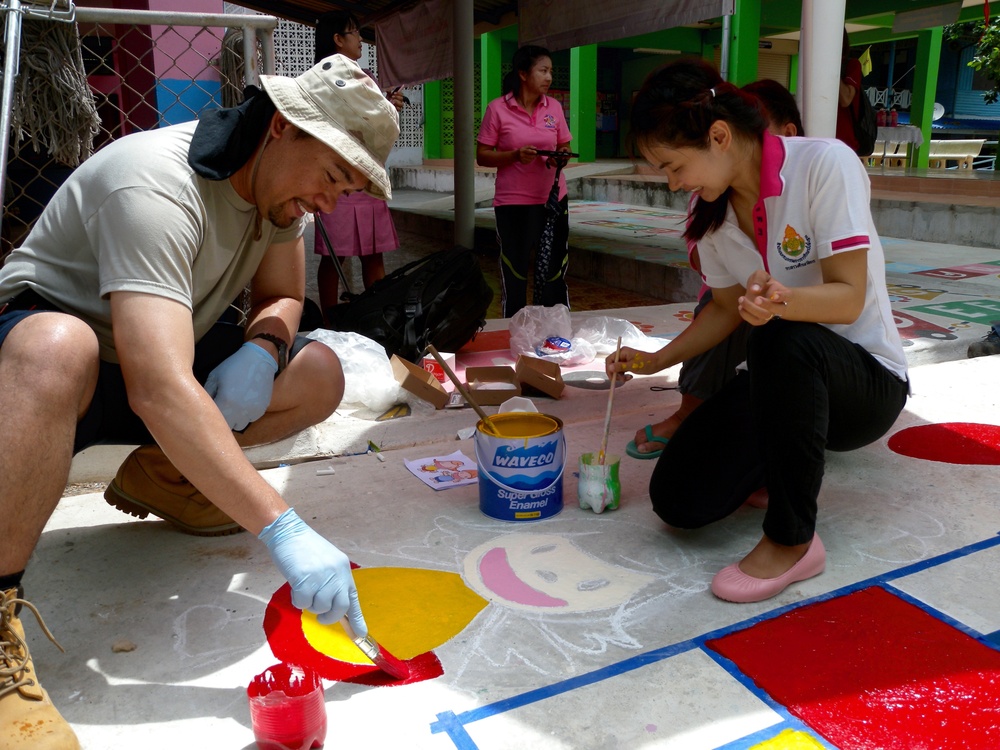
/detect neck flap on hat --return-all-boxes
[188,86,276,180]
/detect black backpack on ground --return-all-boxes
[852,89,878,157]
[324,246,493,363]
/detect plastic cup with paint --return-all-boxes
[577,452,621,514]
[247,662,327,750]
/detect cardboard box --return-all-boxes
[391,355,448,409]
[464,365,521,406]
[515,355,565,399]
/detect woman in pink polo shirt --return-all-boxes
[477,45,573,318]
[606,59,909,605]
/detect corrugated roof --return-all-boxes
[235,0,519,30]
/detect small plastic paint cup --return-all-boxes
[578,452,621,514]
[247,662,327,750]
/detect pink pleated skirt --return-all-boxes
[313,191,399,258]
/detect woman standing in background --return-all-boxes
[313,11,404,318]
[477,45,573,318]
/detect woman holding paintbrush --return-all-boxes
[605,59,908,604]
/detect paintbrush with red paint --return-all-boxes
[341,619,410,680]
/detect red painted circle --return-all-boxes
[263,582,442,686]
[888,422,1000,465]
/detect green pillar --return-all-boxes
[423,80,443,160]
[570,45,597,163]
[481,31,502,120]
[789,53,799,95]
[728,0,760,86]
[910,27,942,169]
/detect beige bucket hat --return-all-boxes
[260,54,399,200]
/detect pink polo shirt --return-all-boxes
[478,92,572,206]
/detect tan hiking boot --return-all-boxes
[1,587,80,750]
[104,444,244,537]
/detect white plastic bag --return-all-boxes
[305,329,404,412]
[509,304,572,357]
[575,315,669,356]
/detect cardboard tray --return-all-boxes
[464,365,521,406]
[390,355,449,409]
[515,355,565,399]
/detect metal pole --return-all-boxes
[720,12,731,82]
[886,40,896,109]
[452,0,475,250]
[259,27,275,76]
[242,24,258,88]
[73,8,276,28]
[1,0,24,229]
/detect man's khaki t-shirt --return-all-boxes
[0,120,305,363]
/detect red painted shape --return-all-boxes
[458,329,511,353]
[707,587,1000,750]
[888,422,1000,465]
[263,583,443,687]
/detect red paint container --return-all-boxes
[247,663,326,750]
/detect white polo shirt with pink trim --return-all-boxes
[478,93,572,206]
[696,132,907,380]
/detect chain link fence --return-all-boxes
[1,6,277,258]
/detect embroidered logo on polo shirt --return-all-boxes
[777,224,811,265]
[543,114,556,129]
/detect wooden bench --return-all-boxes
[926,139,986,169]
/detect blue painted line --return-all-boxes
[430,712,479,748]
[699,646,818,732]
[427,531,1000,749]
[714,722,839,750]
[882,583,1000,653]
[430,641,698,733]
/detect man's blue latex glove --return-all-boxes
[259,508,367,634]
[204,341,277,431]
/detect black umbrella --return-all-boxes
[532,150,577,304]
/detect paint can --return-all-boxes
[577,452,621,514]
[474,412,565,521]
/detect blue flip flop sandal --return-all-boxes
[625,424,670,460]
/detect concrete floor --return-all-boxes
[26,186,1000,749]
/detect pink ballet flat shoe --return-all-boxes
[711,535,826,603]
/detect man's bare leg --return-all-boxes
[0,314,99,576]
[236,339,344,448]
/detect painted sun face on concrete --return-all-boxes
[463,533,656,614]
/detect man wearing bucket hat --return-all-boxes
[0,55,397,748]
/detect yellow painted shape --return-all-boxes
[750,728,826,749]
[301,567,488,664]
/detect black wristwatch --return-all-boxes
[252,333,288,374]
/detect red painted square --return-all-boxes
[707,587,1000,750]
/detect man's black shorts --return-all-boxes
[0,289,304,454]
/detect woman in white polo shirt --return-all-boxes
[477,45,573,318]
[606,59,908,604]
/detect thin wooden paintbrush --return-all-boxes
[598,337,623,465]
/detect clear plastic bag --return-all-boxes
[305,329,405,413]
[509,304,572,357]
[574,315,668,356]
